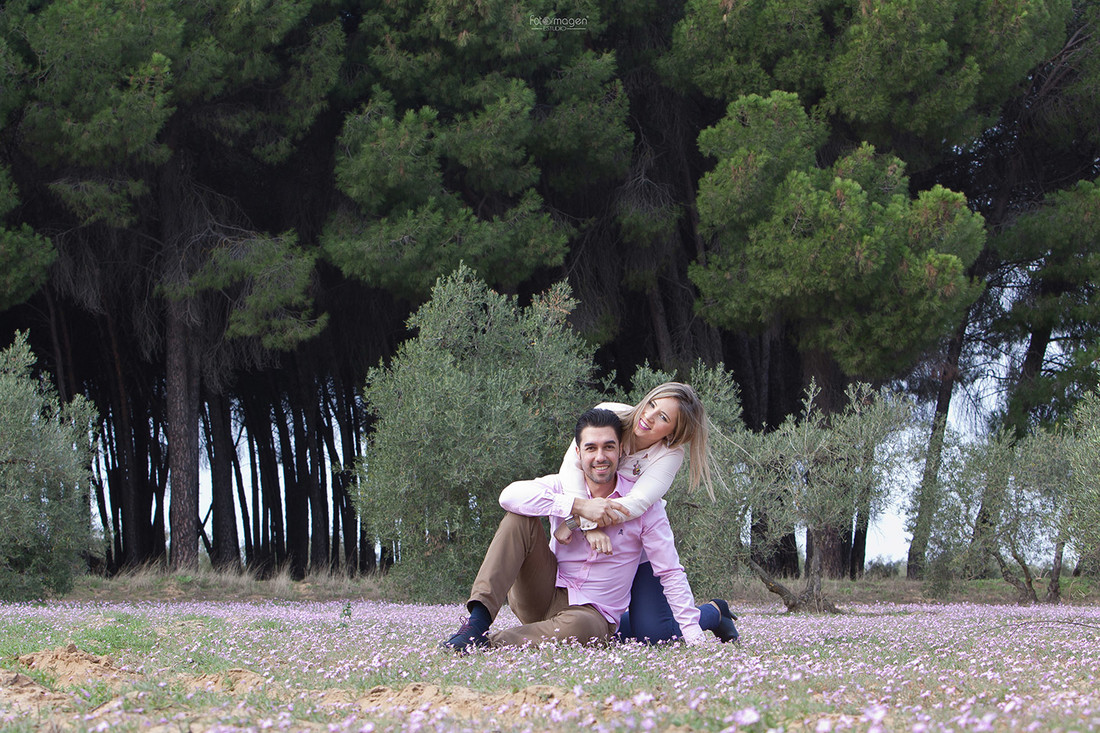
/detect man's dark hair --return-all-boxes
[574,408,624,445]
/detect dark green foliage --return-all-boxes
[0,333,96,600]
[823,0,1070,146]
[352,265,599,600]
[322,88,571,299]
[164,232,328,351]
[2,0,346,569]
[660,0,832,102]
[690,92,986,378]
[1,0,1098,586]
[995,180,1100,433]
[0,167,54,312]
[321,2,631,302]
[529,50,632,194]
[663,0,1070,154]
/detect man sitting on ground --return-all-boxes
[442,407,706,650]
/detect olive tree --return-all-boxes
[0,332,96,600]
[743,383,911,612]
[1063,391,1100,576]
[668,377,912,612]
[352,265,599,601]
[927,424,1075,604]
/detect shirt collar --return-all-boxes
[587,472,634,499]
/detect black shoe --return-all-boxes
[441,619,489,653]
[710,599,739,644]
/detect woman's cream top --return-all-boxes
[558,401,685,527]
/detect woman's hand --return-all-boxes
[553,521,574,544]
[585,528,613,555]
[573,497,631,527]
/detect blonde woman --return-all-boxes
[554,382,738,643]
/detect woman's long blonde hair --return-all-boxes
[621,382,714,500]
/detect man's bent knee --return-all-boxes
[555,606,616,645]
[489,605,613,648]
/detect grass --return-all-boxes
[1,568,1097,731]
[63,560,1100,607]
[68,562,386,603]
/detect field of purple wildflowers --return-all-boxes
[1,598,1098,732]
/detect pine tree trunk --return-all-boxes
[260,417,286,569]
[1006,323,1054,438]
[208,391,241,571]
[45,288,70,402]
[908,321,967,578]
[275,398,307,578]
[908,413,945,578]
[149,403,170,563]
[298,374,329,572]
[92,473,116,573]
[646,285,675,370]
[813,524,850,580]
[849,440,878,580]
[850,509,868,580]
[231,436,253,566]
[102,312,152,567]
[245,421,265,566]
[321,388,358,575]
[167,297,201,570]
[801,349,852,578]
[359,523,376,574]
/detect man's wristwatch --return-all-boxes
[564,516,579,531]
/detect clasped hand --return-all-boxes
[573,497,629,527]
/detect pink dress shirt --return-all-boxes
[498,472,705,644]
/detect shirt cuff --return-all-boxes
[551,493,575,518]
[681,625,708,645]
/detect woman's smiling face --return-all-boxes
[633,396,680,448]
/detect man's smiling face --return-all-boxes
[576,425,620,491]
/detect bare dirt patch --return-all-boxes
[185,667,269,695]
[17,643,131,687]
[330,681,582,720]
[4,646,591,730]
[0,671,69,712]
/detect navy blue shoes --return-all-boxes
[442,618,490,652]
[710,598,740,643]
